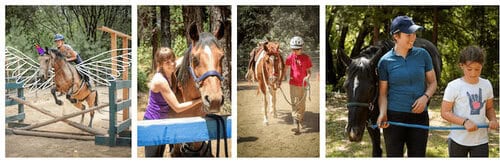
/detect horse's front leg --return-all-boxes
[270,89,277,118]
[51,87,63,105]
[367,111,382,157]
[263,92,269,126]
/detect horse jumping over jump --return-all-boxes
[246,41,284,125]
[339,38,441,157]
[170,21,226,157]
[38,48,98,128]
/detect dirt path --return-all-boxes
[5,87,131,157]
[237,73,320,157]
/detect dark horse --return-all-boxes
[339,38,441,157]
[170,21,226,157]
[38,48,98,127]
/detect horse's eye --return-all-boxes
[192,56,200,66]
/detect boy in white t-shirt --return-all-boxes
[441,46,499,157]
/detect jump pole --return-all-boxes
[7,129,94,141]
[7,95,105,135]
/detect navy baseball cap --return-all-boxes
[390,16,424,35]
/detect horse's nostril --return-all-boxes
[204,95,210,103]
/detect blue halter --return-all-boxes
[187,45,224,88]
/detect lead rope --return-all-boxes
[205,114,228,157]
[279,78,310,107]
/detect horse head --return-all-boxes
[340,42,389,142]
[262,42,284,90]
[183,21,225,113]
[38,48,62,81]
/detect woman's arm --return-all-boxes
[155,79,202,113]
[377,80,389,128]
[65,47,78,62]
[412,69,437,113]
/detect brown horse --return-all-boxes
[38,48,98,127]
[248,41,284,125]
[169,22,226,157]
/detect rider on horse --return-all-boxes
[54,33,92,90]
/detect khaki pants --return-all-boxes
[290,84,306,123]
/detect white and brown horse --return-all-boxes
[170,22,226,157]
[249,42,284,125]
[38,48,98,127]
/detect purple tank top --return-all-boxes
[144,76,172,120]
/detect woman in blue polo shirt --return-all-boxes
[376,15,438,157]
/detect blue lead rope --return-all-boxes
[371,121,489,130]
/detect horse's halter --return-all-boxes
[187,45,225,88]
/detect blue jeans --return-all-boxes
[448,138,488,157]
[383,110,429,157]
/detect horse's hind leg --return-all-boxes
[51,87,63,105]
[85,90,98,128]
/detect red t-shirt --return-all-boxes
[285,53,312,87]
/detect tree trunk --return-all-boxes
[336,26,349,82]
[351,18,370,58]
[432,7,438,45]
[182,7,205,45]
[161,6,171,48]
[325,15,335,85]
[210,6,232,101]
[151,7,159,72]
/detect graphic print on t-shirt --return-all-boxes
[467,88,485,115]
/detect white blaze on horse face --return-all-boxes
[353,75,359,98]
[204,45,214,69]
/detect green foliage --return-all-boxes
[138,45,152,92]
[237,6,320,79]
[6,6,131,74]
[327,6,499,95]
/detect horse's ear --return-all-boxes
[263,42,270,52]
[338,48,351,66]
[44,47,49,54]
[213,20,224,40]
[188,22,199,42]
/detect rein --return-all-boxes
[186,45,224,88]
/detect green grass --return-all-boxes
[326,93,500,157]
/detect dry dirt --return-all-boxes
[236,72,320,157]
[5,86,131,157]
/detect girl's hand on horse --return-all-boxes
[464,120,478,132]
[377,113,389,128]
[489,120,499,130]
[411,95,428,113]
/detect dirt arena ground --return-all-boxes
[5,86,131,157]
[236,71,320,157]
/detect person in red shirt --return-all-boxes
[284,36,312,134]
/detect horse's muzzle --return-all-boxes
[346,126,364,142]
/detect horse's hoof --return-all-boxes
[263,120,269,126]
[56,100,63,105]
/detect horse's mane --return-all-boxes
[346,40,394,83]
[48,48,67,61]
[176,32,221,86]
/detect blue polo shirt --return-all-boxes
[377,47,433,113]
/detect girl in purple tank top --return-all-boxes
[143,47,202,157]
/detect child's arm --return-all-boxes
[485,98,499,130]
[441,100,478,132]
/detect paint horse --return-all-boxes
[339,38,441,157]
[38,48,98,127]
[247,41,284,125]
[170,22,226,157]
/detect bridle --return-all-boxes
[186,45,224,88]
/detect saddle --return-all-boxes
[245,41,268,82]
